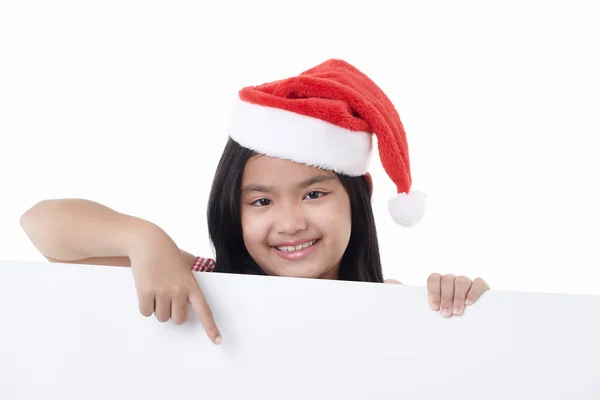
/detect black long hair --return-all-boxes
[207,138,383,283]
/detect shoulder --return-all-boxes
[384,278,402,284]
[190,255,215,272]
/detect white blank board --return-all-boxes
[0,259,598,399]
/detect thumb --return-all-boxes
[188,286,222,345]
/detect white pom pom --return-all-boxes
[388,190,426,227]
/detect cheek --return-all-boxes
[317,197,352,244]
[241,209,270,247]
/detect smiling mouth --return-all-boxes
[273,239,319,253]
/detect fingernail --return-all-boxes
[442,308,451,317]
[465,298,473,305]
[453,306,461,315]
[214,336,222,345]
[432,302,439,311]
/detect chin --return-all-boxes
[266,261,337,280]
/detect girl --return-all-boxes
[20,59,490,345]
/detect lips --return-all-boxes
[271,239,320,261]
[274,239,317,252]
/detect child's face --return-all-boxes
[240,155,352,280]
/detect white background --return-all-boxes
[1,1,599,296]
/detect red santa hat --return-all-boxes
[227,59,425,227]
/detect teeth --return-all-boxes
[276,240,316,252]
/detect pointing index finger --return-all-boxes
[188,285,222,345]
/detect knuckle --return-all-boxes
[169,285,185,297]
[441,274,455,283]
[155,284,185,298]
[453,293,466,301]
[474,277,490,289]
[138,287,155,299]
[154,285,167,296]
[440,294,454,302]
[206,325,220,336]
[456,276,471,285]
[201,308,214,320]
[427,273,442,283]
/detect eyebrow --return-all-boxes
[241,175,336,194]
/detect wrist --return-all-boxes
[118,215,170,260]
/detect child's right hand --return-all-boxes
[128,227,222,345]
[19,198,221,344]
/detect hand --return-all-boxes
[427,274,490,318]
[128,225,222,345]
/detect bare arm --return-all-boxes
[20,198,221,344]
[20,198,196,267]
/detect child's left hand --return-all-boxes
[384,274,490,318]
[426,273,490,317]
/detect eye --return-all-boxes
[251,198,272,207]
[305,191,325,200]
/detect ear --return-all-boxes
[364,172,373,197]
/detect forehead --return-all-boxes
[242,155,334,183]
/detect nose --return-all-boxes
[274,202,308,235]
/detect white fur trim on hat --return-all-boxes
[228,98,373,176]
[388,190,426,227]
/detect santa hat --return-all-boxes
[227,59,425,227]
